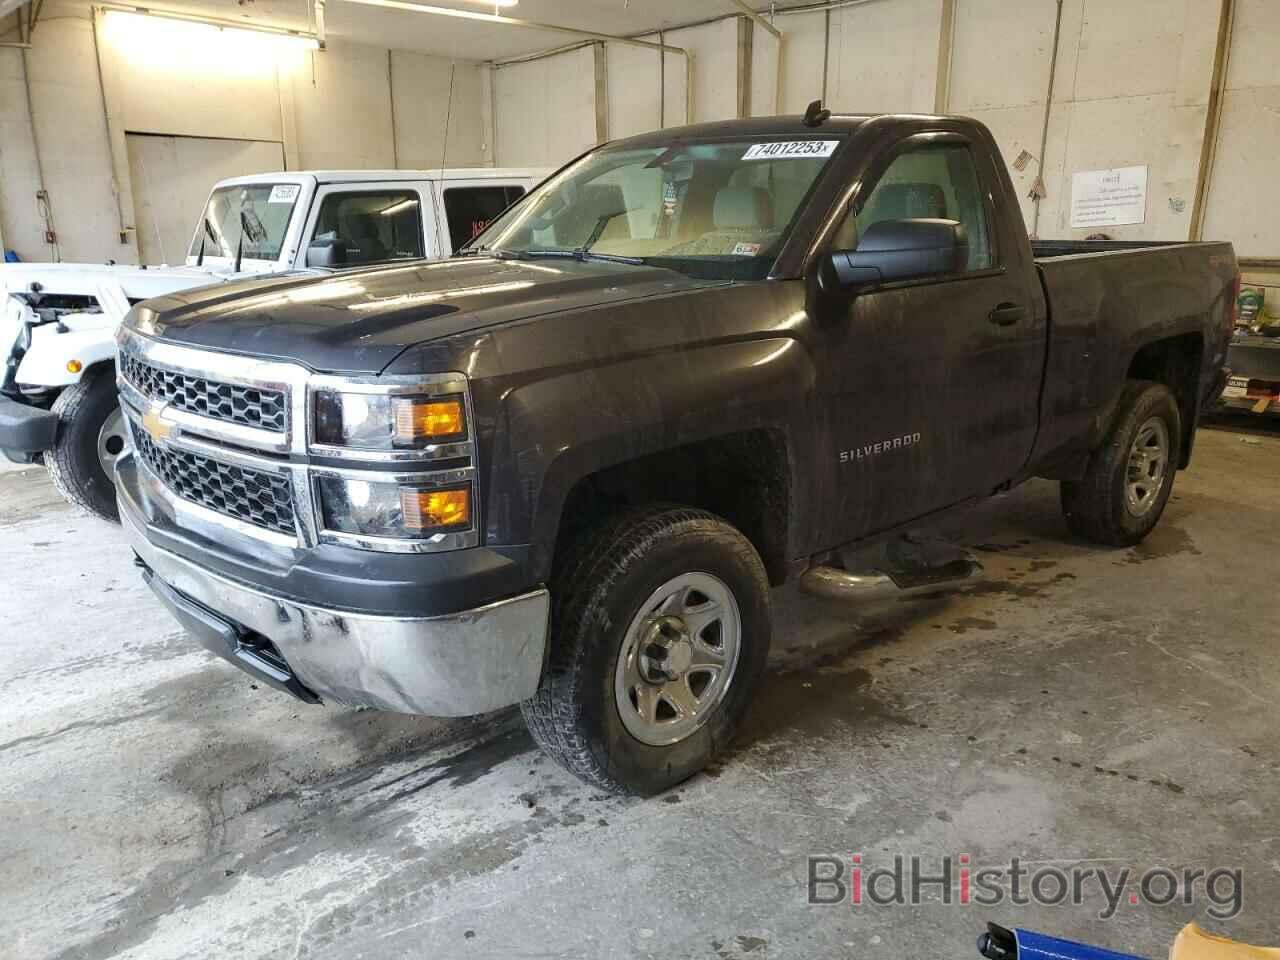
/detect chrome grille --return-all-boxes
[132,430,296,536]
[119,353,287,432]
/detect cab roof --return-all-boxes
[607,113,874,150]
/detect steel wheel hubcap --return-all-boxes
[615,571,742,747]
[97,407,130,476]
[1125,416,1169,517]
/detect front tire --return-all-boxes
[1060,380,1181,547]
[46,368,128,523]
[521,506,771,795]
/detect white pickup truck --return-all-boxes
[0,166,547,519]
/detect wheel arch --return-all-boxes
[15,328,117,388]
[495,334,815,588]
[1124,332,1204,468]
[549,428,795,589]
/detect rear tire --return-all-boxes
[521,505,771,795]
[1060,380,1181,547]
[46,368,127,523]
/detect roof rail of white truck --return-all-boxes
[214,168,551,188]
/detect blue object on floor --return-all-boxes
[3,250,19,262]
[979,924,1151,960]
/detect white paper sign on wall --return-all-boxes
[1070,165,1148,228]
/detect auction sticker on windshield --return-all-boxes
[743,141,839,160]
[269,184,301,204]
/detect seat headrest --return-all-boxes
[340,211,380,239]
[866,182,949,221]
[714,187,774,230]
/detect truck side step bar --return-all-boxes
[799,534,984,602]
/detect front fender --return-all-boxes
[489,335,816,578]
[15,314,118,387]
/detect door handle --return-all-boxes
[988,303,1027,326]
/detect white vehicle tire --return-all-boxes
[46,367,128,523]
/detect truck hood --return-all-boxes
[128,256,723,374]
[0,261,285,302]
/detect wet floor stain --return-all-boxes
[1121,524,1202,564]
[947,616,998,634]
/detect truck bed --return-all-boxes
[1027,239,1237,474]
[1031,239,1186,260]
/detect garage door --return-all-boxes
[127,134,285,266]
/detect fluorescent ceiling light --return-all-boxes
[341,0,510,23]
[340,0,682,53]
[380,198,420,216]
[100,6,321,50]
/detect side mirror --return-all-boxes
[818,218,968,298]
[306,237,349,269]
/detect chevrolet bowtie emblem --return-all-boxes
[142,406,175,443]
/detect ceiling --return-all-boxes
[106,0,752,60]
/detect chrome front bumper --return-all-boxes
[119,479,550,717]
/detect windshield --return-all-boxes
[188,183,299,263]
[464,137,842,279]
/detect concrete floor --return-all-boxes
[2,417,1278,960]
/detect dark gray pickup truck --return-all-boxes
[115,109,1237,793]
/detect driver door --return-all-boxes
[823,133,1044,542]
[300,183,434,268]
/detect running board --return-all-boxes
[799,534,984,602]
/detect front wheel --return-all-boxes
[1060,380,1181,547]
[521,506,771,795]
[46,368,128,522]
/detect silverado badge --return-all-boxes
[840,432,922,463]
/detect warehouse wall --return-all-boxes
[605,43,690,138]
[494,0,1271,260]
[827,0,944,114]
[0,3,489,264]
[494,46,598,167]
[1201,0,1280,256]
[3,1,1277,265]
[949,0,1221,242]
[0,14,127,263]
[494,18,736,166]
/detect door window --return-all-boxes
[834,142,994,272]
[443,186,526,253]
[312,191,425,265]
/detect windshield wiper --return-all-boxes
[454,245,527,260]
[523,248,646,266]
[576,210,645,264]
[196,216,216,266]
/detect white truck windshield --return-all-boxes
[189,183,299,262]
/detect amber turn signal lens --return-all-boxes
[400,486,471,532]
[393,396,466,443]
[66,359,83,374]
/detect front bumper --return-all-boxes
[0,393,57,456]
[119,459,551,717]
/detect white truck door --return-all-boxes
[432,179,531,255]
[297,183,438,270]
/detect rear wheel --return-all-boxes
[521,505,771,795]
[46,368,127,522]
[1060,380,1181,546]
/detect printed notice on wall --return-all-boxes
[1070,165,1148,228]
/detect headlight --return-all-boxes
[316,475,473,540]
[313,391,467,451]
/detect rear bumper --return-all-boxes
[0,393,57,455]
[119,457,551,717]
